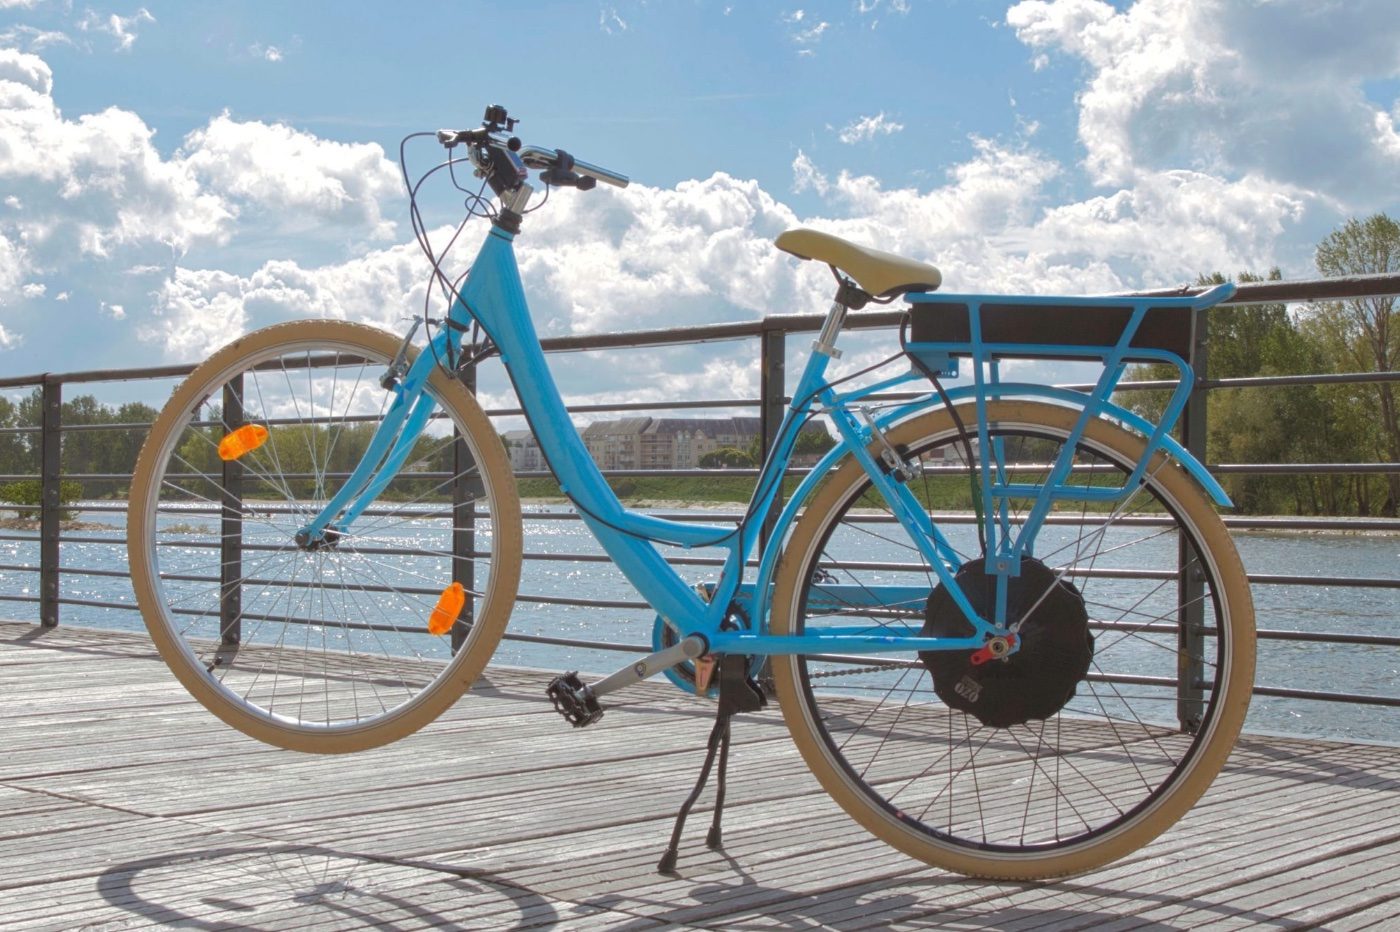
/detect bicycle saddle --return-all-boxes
[776,228,942,297]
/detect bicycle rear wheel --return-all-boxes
[770,401,1253,879]
[128,320,522,753]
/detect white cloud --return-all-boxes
[0,24,74,52]
[139,173,818,385]
[145,267,249,361]
[792,133,1306,292]
[838,112,904,145]
[511,173,811,335]
[856,0,912,27]
[0,234,22,350]
[0,46,54,97]
[1006,0,1400,208]
[248,43,283,62]
[145,241,429,360]
[21,281,44,298]
[0,232,23,297]
[179,113,401,242]
[791,150,829,195]
[145,120,1307,382]
[77,7,155,52]
[599,6,628,34]
[0,52,400,275]
[782,9,830,48]
[0,50,231,268]
[0,50,409,369]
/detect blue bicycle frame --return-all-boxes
[295,219,1236,661]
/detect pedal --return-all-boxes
[546,671,603,728]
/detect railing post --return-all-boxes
[759,327,786,549]
[220,378,244,645]
[1177,307,1210,732]
[39,376,61,627]
[452,363,481,655]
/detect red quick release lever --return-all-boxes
[970,634,1017,666]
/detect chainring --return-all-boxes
[920,556,1094,728]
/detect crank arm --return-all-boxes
[547,634,709,727]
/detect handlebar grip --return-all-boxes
[518,145,629,188]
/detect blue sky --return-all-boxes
[2,0,1399,415]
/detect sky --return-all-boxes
[2,0,1399,418]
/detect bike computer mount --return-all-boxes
[482,104,517,134]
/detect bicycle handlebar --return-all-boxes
[518,144,629,189]
[436,127,630,190]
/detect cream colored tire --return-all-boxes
[770,401,1254,879]
[128,320,521,753]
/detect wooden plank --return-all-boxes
[2,619,1399,931]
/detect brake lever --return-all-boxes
[538,148,597,190]
[436,128,493,149]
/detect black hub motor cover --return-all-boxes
[920,556,1094,728]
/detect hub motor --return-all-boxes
[920,557,1094,728]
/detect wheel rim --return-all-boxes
[775,409,1249,867]
[132,324,516,746]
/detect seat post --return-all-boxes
[814,277,870,358]
[813,298,848,359]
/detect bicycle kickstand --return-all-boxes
[658,653,766,875]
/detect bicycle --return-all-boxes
[128,104,1255,880]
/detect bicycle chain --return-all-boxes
[808,661,917,679]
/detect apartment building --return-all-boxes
[500,429,544,472]
[506,416,775,472]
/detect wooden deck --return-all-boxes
[3,619,1399,931]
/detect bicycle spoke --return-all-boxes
[774,404,1249,875]
[131,321,519,751]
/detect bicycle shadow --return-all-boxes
[93,844,558,931]
[1222,736,1400,795]
[577,847,1317,930]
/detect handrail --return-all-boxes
[2,271,1399,729]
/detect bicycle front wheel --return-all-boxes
[770,401,1254,879]
[128,320,522,753]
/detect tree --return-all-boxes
[0,395,34,478]
[794,425,836,458]
[1307,213,1400,514]
[699,447,755,468]
[1121,270,1337,514]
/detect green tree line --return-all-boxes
[1124,213,1400,516]
[0,392,159,510]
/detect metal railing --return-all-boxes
[3,272,1399,731]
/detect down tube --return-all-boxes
[456,227,711,630]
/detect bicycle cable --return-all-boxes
[400,133,504,375]
[899,315,986,553]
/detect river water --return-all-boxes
[3,502,1397,745]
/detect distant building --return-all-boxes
[581,417,650,471]
[501,429,544,472]
[640,417,761,469]
[508,416,838,472]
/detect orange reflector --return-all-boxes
[218,424,269,461]
[428,582,466,635]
